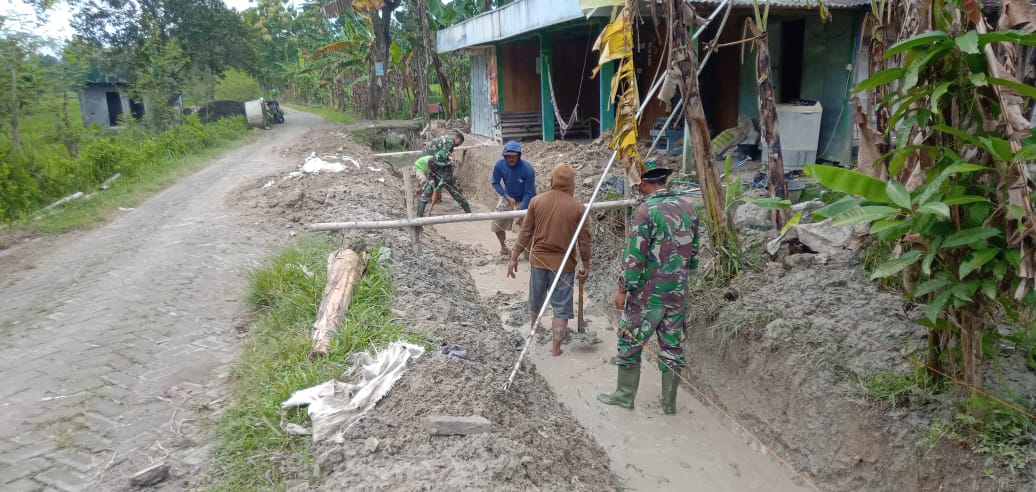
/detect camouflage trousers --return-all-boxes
[615,298,687,372]
[418,168,470,210]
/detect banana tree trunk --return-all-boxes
[416,0,432,124]
[670,1,736,255]
[432,51,455,119]
[749,21,788,227]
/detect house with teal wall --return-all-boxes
[437,0,871,166]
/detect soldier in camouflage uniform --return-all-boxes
[417,132,472,216]
[598,160,700,415]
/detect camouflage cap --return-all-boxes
[640,159,673,182]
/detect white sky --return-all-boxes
[1,0,258,44]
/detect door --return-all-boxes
[105,91,124,126]
[469,52,494,138]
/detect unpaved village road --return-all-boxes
[0,109,331,491]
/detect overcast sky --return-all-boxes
[2,0,259,43]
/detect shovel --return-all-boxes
[577,277,586,333]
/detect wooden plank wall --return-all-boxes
[701,16,745,133]
[635,28,667,137]
[501,43,541,111]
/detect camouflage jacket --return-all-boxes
[619,189,700,307]
[424,136,454,167]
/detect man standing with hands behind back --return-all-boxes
[507,163,591,357]
[598,160,700,415]
[491,141,536,256]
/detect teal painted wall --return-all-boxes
[736,13,859,164]
[801,13,857,163]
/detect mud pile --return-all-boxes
[230,128,618,491]
[683,251,999,491]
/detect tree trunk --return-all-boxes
[749,21,788,227]
[365,2,399,119]
[670,1,737,257]
[432,51,455,119]
[311,249,367,357]
[958,307,985,393]
[416,0,432,124]
[56,90,79,159]
[11,65,19,151]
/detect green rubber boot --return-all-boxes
[597,366,640,409]
[416,201,428,217]
[660,369,678,415]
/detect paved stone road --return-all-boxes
[0,110,330,491]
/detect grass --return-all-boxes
[858,365,944,409]
[283,104,359,124]
[7,134,256,237]
[207,236,429,491]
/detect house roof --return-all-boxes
[693,0,869,7]
[437,0,868,53]
[437,0,606,54]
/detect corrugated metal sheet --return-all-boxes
[470,53,495,137]
[692,0,869,7]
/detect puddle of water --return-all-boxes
[435,221,808,492]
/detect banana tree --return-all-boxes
[808,24,1036,395]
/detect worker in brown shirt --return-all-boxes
[507,163,591,356]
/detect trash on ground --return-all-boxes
[301,153,347,174]
[440,344,467,359]
[281,341,425,442]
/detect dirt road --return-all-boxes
[0,109,330,491]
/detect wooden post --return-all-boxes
[311,249,367,357]
[577,277,585,333]
[539,34,555,142]
[402,170,420,245]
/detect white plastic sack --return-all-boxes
[301,154,346,174]
[282,341,425,442]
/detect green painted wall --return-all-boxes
[801,13,857,164]
[737,13,859,164]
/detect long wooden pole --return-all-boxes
[309,199,639,231]
[373,144,491,158]
[401,169,420,245]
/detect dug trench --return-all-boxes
[231,126,1025,490]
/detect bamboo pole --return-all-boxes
[310,249,367,357]
[309,199,639,231]
[373,144,491,157]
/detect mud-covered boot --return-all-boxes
[416,201,428,218]
[660,369,678,415]
[460,201,472,214]
[597,366,640,409]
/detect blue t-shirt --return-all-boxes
[491,158,537,209]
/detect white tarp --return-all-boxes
[281,341,425,442]
[301,153,347,174]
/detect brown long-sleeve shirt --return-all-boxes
[515,164,591,273]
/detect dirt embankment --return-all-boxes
[453,136,1033,490]
[229,127,619,491]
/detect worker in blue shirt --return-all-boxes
[491,140,537,256]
